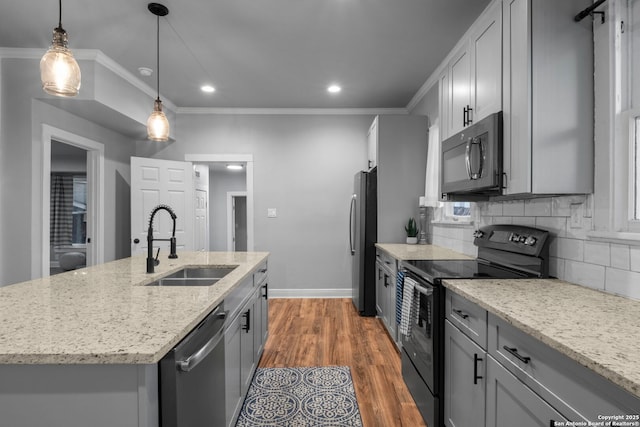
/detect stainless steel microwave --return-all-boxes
[441,111,502,199]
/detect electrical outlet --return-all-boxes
[267,208,277,218]
[570,203,582,229]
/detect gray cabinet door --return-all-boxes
[240,301,256,395]
[486,356,567,426]
[225,314,242,427]
[444,320,486,427]
[385,269,397,341]
[260,281,269,349]
[375,262,385,317]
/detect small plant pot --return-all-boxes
[406,237,418,245]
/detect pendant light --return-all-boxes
[40,0,81,97]
[147,3,170,142]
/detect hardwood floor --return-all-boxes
[259,298,427,427]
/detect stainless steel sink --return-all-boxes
[146,266,237,286]
[146,277,222,287]
[163,266,237,279]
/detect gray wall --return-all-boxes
[0,58,138,286]
[140,113,373,296]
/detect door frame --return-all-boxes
[227,191,247,251]
[40,125,105,277]
[185,154,254,251]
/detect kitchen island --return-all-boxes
[0,251,269,427]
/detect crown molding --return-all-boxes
[176,107,408,116]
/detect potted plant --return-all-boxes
[405,217,419,244]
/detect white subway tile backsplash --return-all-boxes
[565,260,606,290]
[524,198,552,216]
[429,195,638,300]
[536,216,568,238]
[512,217,537,227]
[605,268,640,300]
[503,200,525,216]
[610,244,630,270]
[630,247,640,272]
[548,256,565,279]
[551,195,587,217]
[555,238,584,262]
[583,241,610,266]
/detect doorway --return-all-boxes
[185,154,254,251]
[40,125,104,278]
[228,192,248,251]
[49,141,88,275]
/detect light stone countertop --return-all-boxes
[0,251,268,365]
[375,243,473,260]
[442,278,640,399]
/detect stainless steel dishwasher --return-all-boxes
[159,303,227,427]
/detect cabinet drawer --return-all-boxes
[488,314,640,420]
[446,291,487,349]
[253,261,268,287]
[376,250,396,273]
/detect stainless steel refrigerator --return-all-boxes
[349,167,377,316]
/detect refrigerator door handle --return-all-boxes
[349,194,356,255]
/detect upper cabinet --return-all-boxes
[442,2,502,140]
[502,0,593,195]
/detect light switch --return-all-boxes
[267,208,277,218]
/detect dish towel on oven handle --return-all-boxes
[400,276,419,338]
[395,271,404,326]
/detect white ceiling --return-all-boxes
[0,0,491,109]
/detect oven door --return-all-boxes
[402,277,439,394]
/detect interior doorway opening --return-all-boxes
[40,125,105,279]
[185,154,254,252]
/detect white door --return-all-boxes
[194,189,208,251]
[130,156,194,256]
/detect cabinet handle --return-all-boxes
[463,105,474,126]
[453,309,469,319]
[262,283,268,300]
[473,353,483,384]
[242,309,251,333]
[503,346,531,364]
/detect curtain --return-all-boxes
[424,122,441,207]
[50,174,74,247]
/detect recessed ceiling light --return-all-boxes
[226,164,243,170]
[201,85,216,93]
[327,84,342,94]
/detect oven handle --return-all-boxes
[413,283,433,297]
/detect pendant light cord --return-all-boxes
[156,14,161,102]
[58,0,63,28]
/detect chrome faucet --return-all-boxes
[147,204,178,273]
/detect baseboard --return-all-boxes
[269,288,353,299]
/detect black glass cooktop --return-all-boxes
[403,259,533,283]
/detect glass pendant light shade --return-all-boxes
[147,99,170,141]
[40,19,81,96]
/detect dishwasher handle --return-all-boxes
[176,310,227,372]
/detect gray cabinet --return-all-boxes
[224,262,269,427]
[373,115,428,244]
[444,320,486,427]
[444,290,488,427]
[441,1,502,140]
[446,290,640,426]
[502,0,593,195]
[485,355,567,425]
[375,249,399,348]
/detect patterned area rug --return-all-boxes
[236,366,364,427]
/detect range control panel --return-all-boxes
[473,224,550,257]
